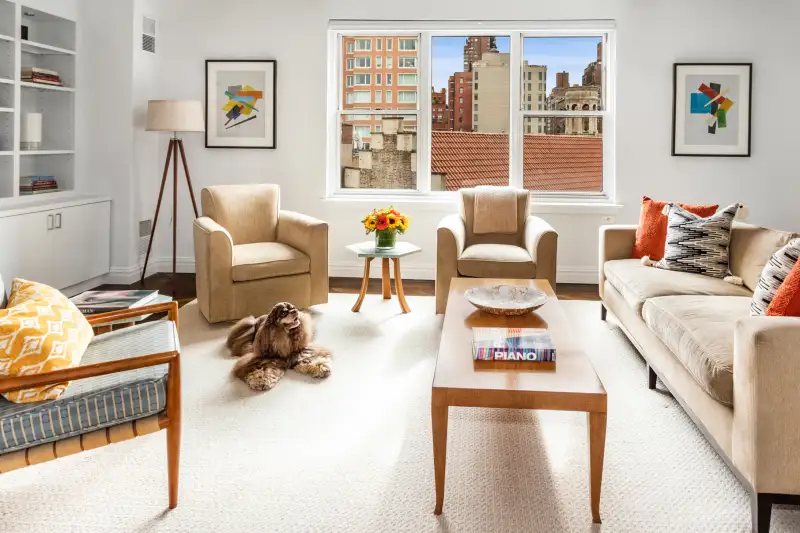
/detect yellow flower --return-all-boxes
[387,214,399,228]
[365,217,377,230]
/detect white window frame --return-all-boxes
[398,56,417,68]
[398,73,418,85]
[354,38,372,51]
[398,38,418,51]
[327,20,616,202]
[354,56,371,68]
[398,90,418,103]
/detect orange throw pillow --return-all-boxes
[766,260,800,316]
[631,196,719,260]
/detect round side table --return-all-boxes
[345,241,421,313]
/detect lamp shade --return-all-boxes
[146,100,205,132]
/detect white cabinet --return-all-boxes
[0,198,110,289]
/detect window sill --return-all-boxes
[323,194,623,215]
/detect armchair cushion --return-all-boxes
[0,321,176,455]
[458,244,536,279]
[232,243,310,282]
[201,184,279,245]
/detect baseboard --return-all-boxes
[106,259,600,285]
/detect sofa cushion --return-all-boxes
[457,244,536,279]
[232,243,310,282]
[730,222,800,292]
[642,295,751,406]
[751,238,800,315]
[0,320,175,454]
[604,259,752,316]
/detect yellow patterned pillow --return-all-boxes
[0,279,94,403]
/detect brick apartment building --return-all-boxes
[341,36,419,143]
[448,71,473,132]
[432,88,448,130]
[463,36,496,71]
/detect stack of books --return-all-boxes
[70,290,159,315]
[19,176,58,195]
[21,66,62,86]
[472,327,557,370]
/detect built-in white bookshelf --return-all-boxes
[0,0,76,205]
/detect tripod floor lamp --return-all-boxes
[142,100,205,283]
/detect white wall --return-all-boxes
[132,0,800,283]
[11,0,78,21]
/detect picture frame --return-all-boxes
[205,59,277,149]
[672,63,752,157]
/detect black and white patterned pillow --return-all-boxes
[654,203,740,278]
[751,238,800,315]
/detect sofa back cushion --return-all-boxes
[729,222,799,292]
[201,184,279,245]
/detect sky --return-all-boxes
[431,36,601,96]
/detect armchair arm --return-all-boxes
[193,216,235,321]
[524,216,558,291]
[436,214,466,314]
[599,224,637,299]
[277,210,329,305]
[0,351,178,395]
[733,317,800,494]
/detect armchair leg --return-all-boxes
[752,493,773,533]
[647,364,657,390]
[166,355,182,509]
[600,304,607,321]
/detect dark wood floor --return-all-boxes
[96,273,600,303]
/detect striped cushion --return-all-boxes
[0,320,178,455]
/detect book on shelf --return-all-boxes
[472,327,557,363]
[70,290,160,315]
[19,175,58,195]
[21,67,59,77]
[21,67,63,86]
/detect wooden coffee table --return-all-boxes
[432,278,608,523]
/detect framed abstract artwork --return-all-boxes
[205,60,277,149]
[672,63,752,157]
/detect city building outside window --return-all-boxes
[331,25,613,196]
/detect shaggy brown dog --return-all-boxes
[227,302,331,391]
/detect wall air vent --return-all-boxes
[142,16,156,53]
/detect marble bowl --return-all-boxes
[465,285,548,316]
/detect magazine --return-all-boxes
[70,290,159,314]
[472,327,556,362]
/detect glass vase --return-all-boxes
[375,229,397,250]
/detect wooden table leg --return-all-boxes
[432,389,449,515]
[392,258,411,313]
[351,257,373,312]
[382,258,391,299]
[588,411,607,524]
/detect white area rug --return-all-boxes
[1,294,799,532]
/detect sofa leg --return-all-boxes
[647,365,657,390]
[751,493,773,533]
[600,304,607,321]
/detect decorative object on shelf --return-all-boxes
[21,66,62,86]
[361,206,409,250]
[19,175,57,195]
[672,63,752,156]
[142,100,205,282]
[205,60,276,149]
[465,284,548,316]
[20,112,42,151]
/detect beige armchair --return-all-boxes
[193,184,328,323]
[436,188,558,313]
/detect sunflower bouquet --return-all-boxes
[361,207,410,249]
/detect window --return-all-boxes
[331,26,612,196]
[398,56,417,68]
[399,38,417,50]
[346,91,371,104]
[398,91,417,103]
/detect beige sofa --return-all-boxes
[436,188,558,314]
[599,222,800,533]
[193,184,328,323]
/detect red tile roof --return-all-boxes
[430,131,603,192]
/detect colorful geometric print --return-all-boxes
[0,280,94,403]
[655,203,740,279]
[751,238,800,316]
